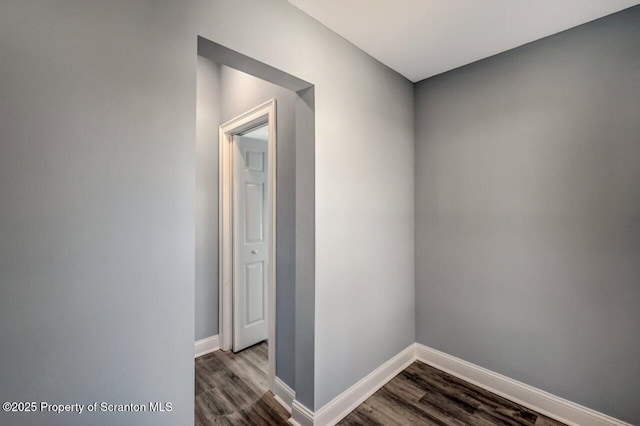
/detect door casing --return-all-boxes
[219,99,277,391]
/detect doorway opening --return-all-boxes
[195,36,315,424]
[219,100,277,391]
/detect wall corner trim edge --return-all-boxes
[415,343,632,426]
[194,335,220,358]
[275,377,296,414]
[290,400,314,426]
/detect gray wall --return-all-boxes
[0,0,412,422]
[415,6,640,424]
[196,56,221,341]
[0,1,196,425]
[195,60,298,388]
[294,86,316,411]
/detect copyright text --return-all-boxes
[2,401,172,414]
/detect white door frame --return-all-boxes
[219,99,277,391]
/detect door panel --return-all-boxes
[245,262,265,325]
[244,183,264,243]
[233,133,269,352]
[245,150,265,172]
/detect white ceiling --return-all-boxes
[289,0,640,82]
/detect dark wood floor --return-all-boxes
[195,346,566,425]
[195,341,289,425]
[339,361,565,426]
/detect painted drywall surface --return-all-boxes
[415,6,640,424]
[0,1,197,425]
[196,56,221,341]
[0,0,414,423]
[294,87,316,411]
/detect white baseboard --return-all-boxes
[415,343,631,426]
[314,344,415,426]
[194,335,219,358]
[290,400,314,426]
[274,377,295,414]
[206,340,629,426]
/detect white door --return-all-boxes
[233,133,269,352]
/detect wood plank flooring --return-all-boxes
[339,361,565,426]
[195,341,289,425]
[195,346,566,425]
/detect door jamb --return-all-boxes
[219,99,277,392]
